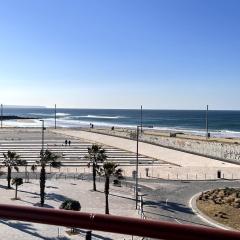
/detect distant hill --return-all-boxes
[2,105,46,109]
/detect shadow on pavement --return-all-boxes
[46,192,67,203]
[143,210,211,228]
[78,229,113,240]
[144,200,194,215]
[0,220,69,240]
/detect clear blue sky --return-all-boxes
[0,0,239,109]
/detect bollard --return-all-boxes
[86,230,92,240]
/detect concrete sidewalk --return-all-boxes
[0,178,140,239]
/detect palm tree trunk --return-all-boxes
[40,166,46,206]
[105,176,110,214]
[93,163,96,191]
[15,185,18,199]
[7,166,11,189]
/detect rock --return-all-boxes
[234,198,240,203]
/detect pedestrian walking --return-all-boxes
[65,139,67,146]
[68,140,71,146]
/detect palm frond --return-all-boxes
[14,166,19,172]
[50,160,61,168]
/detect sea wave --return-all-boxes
[30,112,70,117]
[3,118,240,138]
[73,115,124,119]
[154,127,240,138]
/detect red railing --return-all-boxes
[0,204,240,240]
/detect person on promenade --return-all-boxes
[65,139,68,146]
[68,140,71,146]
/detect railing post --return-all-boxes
[86,230,92,240]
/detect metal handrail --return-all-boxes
[0,204,240,239]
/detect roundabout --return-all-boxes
[138,178,240,229]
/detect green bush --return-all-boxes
[60,199,81,211]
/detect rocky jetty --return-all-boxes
[0,115,38,120]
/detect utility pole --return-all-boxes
[40,120,45,152]
[1,104,2,128]
[136,125,153,209]
[55,104,57,129]
[136,126,139,209]
[206,105,209,139]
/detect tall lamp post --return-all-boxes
[54,104,57,129]
[140,105,143,133]
[1,104,3,129]
[206,105,209,139]
[135,125,153,209]
[40,120,46,152]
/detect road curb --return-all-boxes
[189,192,235,231]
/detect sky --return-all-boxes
[0,0,240,110]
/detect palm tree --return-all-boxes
[98,161,123,214]
[12,177,23,199]
[36,149,61,206]
[3,151,26,189]
[85,145,107,191]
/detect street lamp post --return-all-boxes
[54,104,57,129]
[1,104,3,129]
[206,105,209,139]
[135,125,153,209]
[40,120,46,152]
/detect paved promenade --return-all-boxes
[53,129,239,167]
[51,129,240,180]
[0,178,139,240]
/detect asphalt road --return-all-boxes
[138,178,240,228]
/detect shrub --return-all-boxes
[60,199,81,211]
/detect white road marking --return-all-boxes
[189,193,230,230]
[174,219,182,224]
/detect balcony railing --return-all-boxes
[0,204,240,240]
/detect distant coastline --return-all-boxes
[1,108,240,138]
[1,115,39,120]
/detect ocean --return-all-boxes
[2,108,240,138]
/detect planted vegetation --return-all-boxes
[197,188,240,230]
